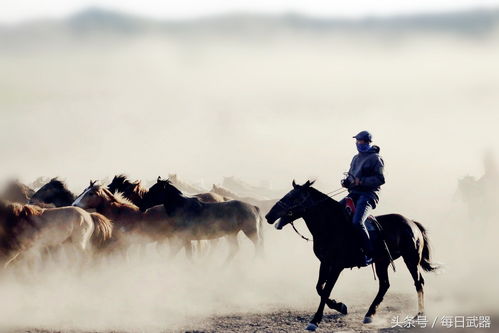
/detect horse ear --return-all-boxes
[157,176,162,182]
[90,180,97,187]
[305,180,316,187]
[292,179,297,188]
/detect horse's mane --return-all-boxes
[0,201,44,230]
[163,180,204,215]
[111,175,147,197]
[99,187,139,209]
[307,186,343,207]
[304,185,350,226]
[165,180,185,197]
[47,178,70,191]
[113,174,129,184]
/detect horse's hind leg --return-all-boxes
[242,224,263,258]
[225,234,239,263]
[364,259,390,323]
[403,254,425,316]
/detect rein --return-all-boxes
[284,187,348,242]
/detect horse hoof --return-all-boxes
[306,322,318,331]
[338,303,348,315]
[363,316,373,324]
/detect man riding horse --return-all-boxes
[340,130,385,267]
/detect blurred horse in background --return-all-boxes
[0,180,35,204]
[211,184,278,215]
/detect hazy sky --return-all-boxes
[2,0,499,23]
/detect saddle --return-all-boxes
[343,197,380,239]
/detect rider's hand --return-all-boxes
[341,178,351,188]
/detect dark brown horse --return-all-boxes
[108,175,229,211]
[265,180,439,331]
[30,178,76,207]
[144,179,264,261]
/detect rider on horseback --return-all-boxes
[340,130,385,267]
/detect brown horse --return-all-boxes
[108,175,229,211]
[0,200,112,268]
[72,184,180,255]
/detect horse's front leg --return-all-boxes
[307,266,343,331]
[316,263,348,315]
[315,261,328,296]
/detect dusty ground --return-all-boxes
[6,293,451,333]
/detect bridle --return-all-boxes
[276,187,348,242]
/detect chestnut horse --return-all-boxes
[72,184,181,255]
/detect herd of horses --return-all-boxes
[0,176,439,330]
[0,175,267,269]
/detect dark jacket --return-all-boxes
[346,145,385,201]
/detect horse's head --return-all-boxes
[72,181,107,209]
[107,174,128,194]
[142,177,180,210]
[265,180,315,230]
[30,178,66,204]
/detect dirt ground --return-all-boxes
[9,292,474,333]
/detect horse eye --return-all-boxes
[287,211,293,216]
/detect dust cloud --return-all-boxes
[0,10,498,332]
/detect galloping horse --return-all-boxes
[30,178,76,207]
[108,175,228,211]
[265,180,439,331]
[72,183,177,253]
[144,179,264,261]
[0,200,112,268]
[108,175,231,256]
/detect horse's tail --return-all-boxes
[413,220,439,272]
[90,213,113,248]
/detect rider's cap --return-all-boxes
[353,130,372,142]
